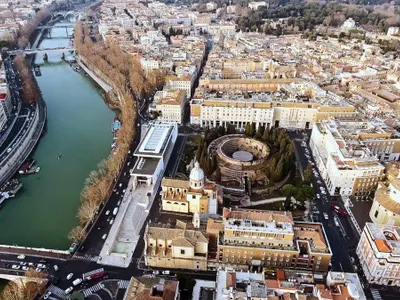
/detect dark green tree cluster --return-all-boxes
[303,164,313,185]
[236,1,397,34]
[245,124,295,183]
[282,183,314,210]
[196,126,235,176]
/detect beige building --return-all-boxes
[123,277,179,300]
[151,89,186,123]
[370,179,400,226]
[161,162,219,214]
[209,208,332,273]
[357,222,400,286]
[144,216,209,271]
[310,119,385,198]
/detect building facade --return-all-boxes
[151,89,186,124]
[161,162,219,215]
[310,119,384,198]
[357,222,400,286]
[370,180,400,226]
[210,208,332,273]
[144,217,209,271]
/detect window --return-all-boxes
[375,210,379,218]
[181,249,185,255]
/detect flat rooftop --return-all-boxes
[135,122,174,157]
[131,157,160,176]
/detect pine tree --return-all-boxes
[244,123,252,136]
[250,122,256,137]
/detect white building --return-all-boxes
[341,18,356,31]
[387,27,400,36]
[357,222,400,286]
[130,121,178,196]
[0,88,12,130]
[310,119,384,198]
[248,1,267,10]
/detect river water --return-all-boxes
[0,22,114,250]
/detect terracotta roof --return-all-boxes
[265,280,280,289]
[125,277,178,300]
[226,272,236,289]
[316,284,333,300]
[375,239,391,252]
[223,207,293,223]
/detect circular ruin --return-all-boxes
[208,134,270,184]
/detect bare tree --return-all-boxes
[68,225,86,242]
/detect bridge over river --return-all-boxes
[8,47,75,55]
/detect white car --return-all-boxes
[334,217,340,227]
[22,266,29,271]
[53,265,59,271]
[102,234,107,240]
[65,287,73,294]
[323,213,329,220]
[105,210,110,216]
[72,278,82,286]
[109,219,114,225]
[37,263,46,268]
[11,265,20,270]
[67,273,74,280]
[316,194,320,199]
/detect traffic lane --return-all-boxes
[77,149,138,255]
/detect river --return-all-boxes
[0,21,114,250]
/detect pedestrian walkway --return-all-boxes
[83,283,105,297]
[118,280,130,289]
[47,284,66,298]
[370,289,382,300]
[73,254,99,261]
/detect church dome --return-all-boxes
[190,162,205,182]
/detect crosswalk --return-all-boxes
[118,280,130,289]
[370,289,382,300]
[83,283,105,297]
[73,254,99,261]
[46,285,66,298]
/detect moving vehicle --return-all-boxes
[11,265,20,270]
[53,265,58,271]
[331,204,347,217]
[17,254,25,259]
[334,216,340,227]
[37,264,46,268]
[105,210,110,216]
[323,213,329,220]
[102,234,107,240]
[113,207,118,215]
[82,268,105,281]
[67,273,74,280]
[162,270,170,275]
[72,278,82,286]
[65,287,73,294]
[109,219,114,225]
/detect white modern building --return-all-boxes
[387,27,400,36]
[130,121,178,196]
[310,119,384,198]
[357,222,400,286]
[341,18,356,31]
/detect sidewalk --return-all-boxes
[97,178,155,268]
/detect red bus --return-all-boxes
[82,268,105,281]
[331,204,347,217]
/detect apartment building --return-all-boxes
[310,119,385,198]
[357,222,400,286]
[144,216,209,271]
[0,87,12,130]
[370,179,400,226]
[161,162,219,214]
[123,277,179,300]
[190,80,357,130]
[210,208,332,273]
[151,89,186,123]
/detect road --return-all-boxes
[292,133,400,300]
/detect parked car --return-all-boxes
[65,287,73,294]
[102,234,107,240]
[67,273,74,280]
[72,278,82,286]
[17,254,25,260]
[53,265,58,271]
[105,210,110,216]
[11,265,20,270]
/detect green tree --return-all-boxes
[304,164,313,184]
[227,124,236,134]
[262,126,270,142]
[255,124,265,140]
[244,123,252,136]
[250,122,256,137]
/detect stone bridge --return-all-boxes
[0,270,47,287]
[8,47,75,55]
[52,10,80,20]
